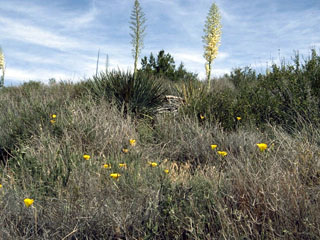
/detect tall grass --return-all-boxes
[0,52,320,238]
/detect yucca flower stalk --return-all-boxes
[202,2,222,90]
[0,47,5,87]
[130,0,146,80]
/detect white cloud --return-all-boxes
[0,17,83,51]
[5,67,75,84]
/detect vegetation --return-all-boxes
[86,70,166,117]
[0,50,320,239]
[202,2,222,87]
[180,51,320,132]
[140,50,198,82]
[130,0,146,80]
[0,47,5,88]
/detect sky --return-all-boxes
[0,0,319,86]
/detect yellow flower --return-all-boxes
[0,184,2,188]
[200,114,205,120]
[119,163,127,168]
[210,144,217,150]
[256,143,268,152]
[148,162,158,167]
[51,114,57,119]
[129,139,136,147]
[83,154,90,160]
[164,169,169,174]
[236,117,241,121]
[50,119,56,124]
[24,198,34,208]
[122,148,129,153]
[103,164,111,169]
[217,151,228,157]
[110,173,121,179]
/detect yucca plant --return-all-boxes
[0,47,5,88]
[202,2,222,89]
[175,80,206,106]
[88,70,166,117]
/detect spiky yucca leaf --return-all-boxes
[88,70,166,117]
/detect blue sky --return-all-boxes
[1,0,319,85]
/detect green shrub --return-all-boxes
[181,50,320,131]
[140,50,198,82]
[178,79,239,130]
[0,82,90,164]
[87,70,167,117]
[304,49,320,98]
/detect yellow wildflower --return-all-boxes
[83,154,90,160]
[110,173,121,179]
[122,148,129,153]
[164,169,169,174]
[119,163,127,168]
[50,119,56,124]
[217,151,228,157]
[256,143,268,152]
[129,139,136,147]
[148,162,158,167]
[236,117,241,121]
[103,164,111,169]
[0,184,2,188]
[51,114,57,119]
[210,144,217,150]
[200,114,205,120]
[24,198,34,208]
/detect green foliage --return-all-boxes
[228,67,258,89]
[304,49,320,98]
[182,50,320,131]
[140,50,198,82]
[0,81,89,164]
[87,70,166,116]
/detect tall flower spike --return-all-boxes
[0,50,4,70]
[202,2,222,89]
[0,47,5,87]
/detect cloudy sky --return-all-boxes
[0,0,319,85]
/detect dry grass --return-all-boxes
[0,82,319,239]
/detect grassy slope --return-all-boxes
[0,80,319,239]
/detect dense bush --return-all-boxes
[140,50,198,82]
[181,50,320,131]
[0,81,84,162]
[86,70,166,117]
